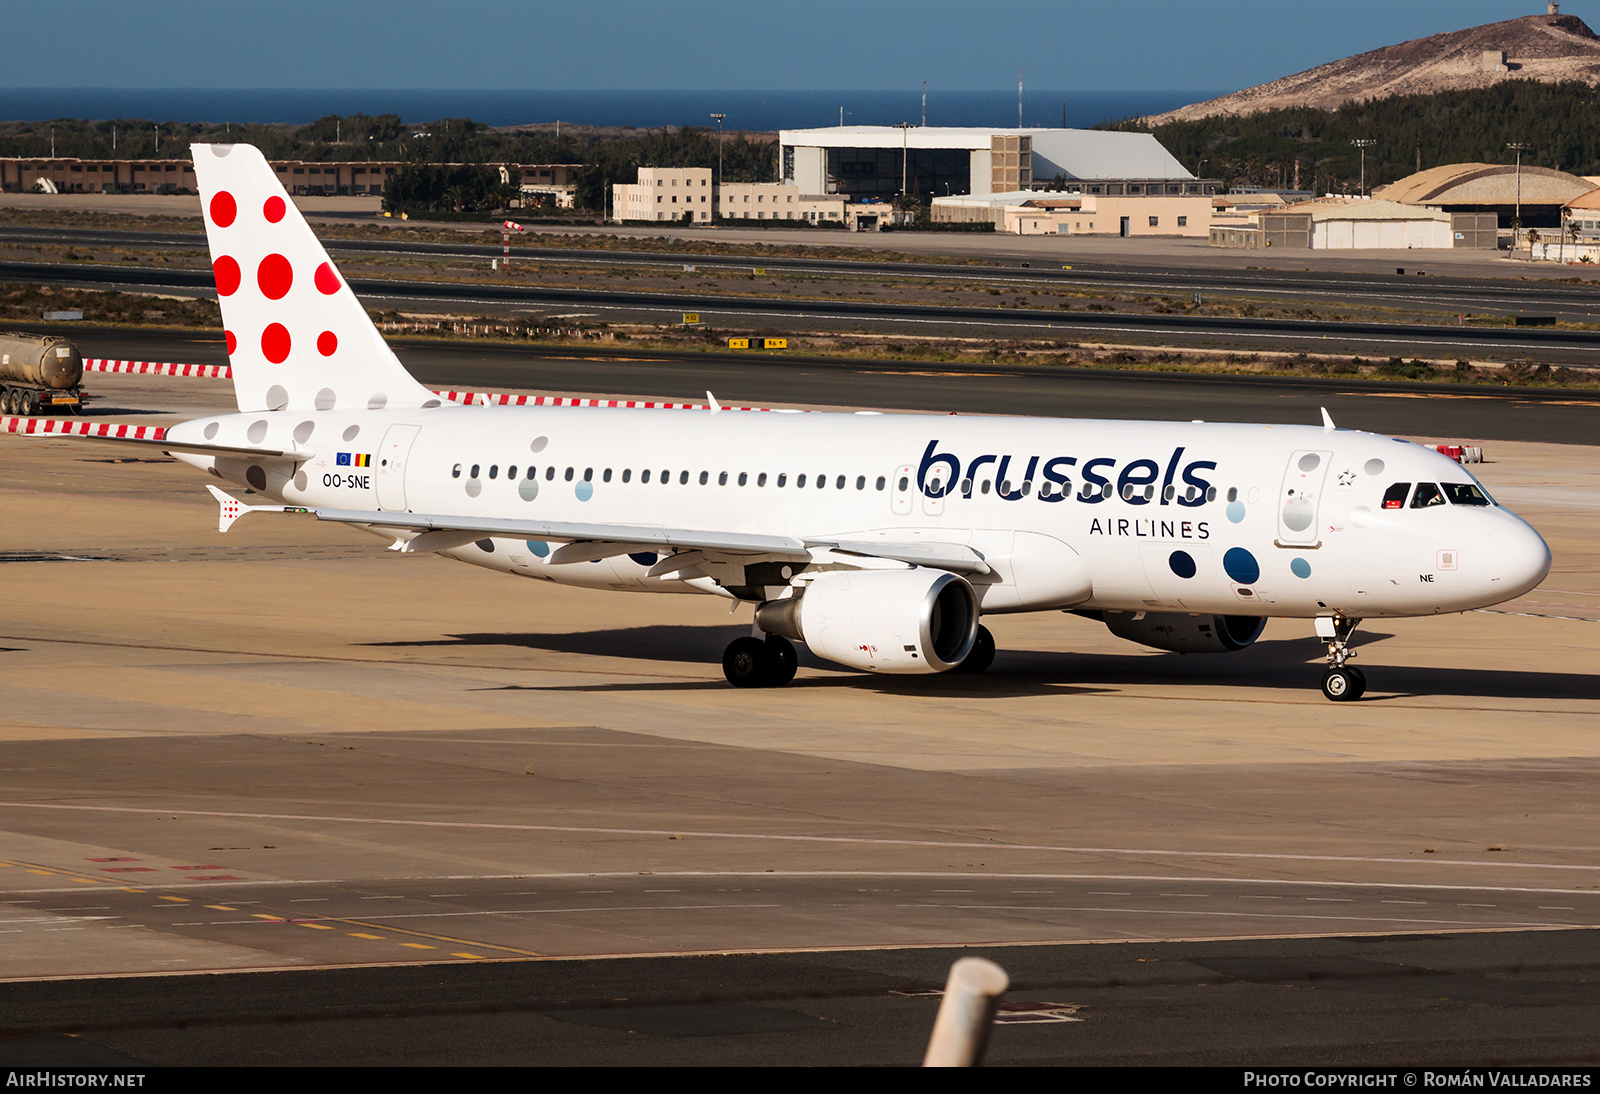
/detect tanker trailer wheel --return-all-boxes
[22,391,38,416]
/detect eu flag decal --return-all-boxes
[336,453,351,466]
[336,453,372,467]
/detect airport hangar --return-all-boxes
[777,125,1219,203]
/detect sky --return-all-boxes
[0,1,1572,93]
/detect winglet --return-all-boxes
[707,390,722,415]
[207,485,290,532]
[1320,407,1336,432]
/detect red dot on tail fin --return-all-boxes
[317,331,337,356]
[314,262,340,295]
[263,196,286,223]
[261,323,291,363]
[225,330,237,355]
[213,256,241,296]
[209,191,236,228]
[257,254,293,300]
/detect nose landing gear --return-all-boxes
[1317,615,1365,701]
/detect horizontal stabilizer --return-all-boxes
[206,485,293,532]
[4,415,296,458]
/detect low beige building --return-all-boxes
[932,191,1211,236]
[612,166,713,223]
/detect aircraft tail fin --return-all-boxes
[188,143,437,414]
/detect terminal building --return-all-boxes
[0,157,577,204]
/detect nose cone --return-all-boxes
[1485,516,1552,603]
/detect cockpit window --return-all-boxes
[1443,483,1492,507]
[1382,482,1411,510]
[1410,482,1446,509]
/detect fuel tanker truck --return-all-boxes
[0,332,84,415]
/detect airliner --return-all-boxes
[9,144,1554,700]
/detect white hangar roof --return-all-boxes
[779,126,1194,181]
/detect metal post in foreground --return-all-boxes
[922,957,1009,1067]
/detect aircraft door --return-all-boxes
[375,424,422,511]
[1278,449,1332,546]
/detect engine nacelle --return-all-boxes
[757,569,978,674]
[1099,611,1266,653]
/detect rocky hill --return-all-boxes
[1145,11,1600,125]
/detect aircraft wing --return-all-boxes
[211,491,990,574]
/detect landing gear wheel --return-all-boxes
[1322,667,1365,702]
[953,624,995,674]
[764,635,798,686]
[723,637,770,688]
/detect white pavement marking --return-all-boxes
[2,801,1596,874]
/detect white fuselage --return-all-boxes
[168,404,1552,621]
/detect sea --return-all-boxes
[0,89,1220,130]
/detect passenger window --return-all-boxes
[960,478,972,494]
[856,475,865,490]
[603,468,612,483]
[718,472,728,485]
[757,473,767,487]
[797,474,807,487]
[679,471,689,485]
[622,469,631,483]
[526,467,537,480]
[545,466,555,481]
[564,467,574,481]
[1442,483,1491,506]
[980,481,991,495]
[1382,483,1410,510]
[897,476,909,491]
[642,469,651,483]
[835,475,845,489]
[738,472,748,486]
[1022,480,1033,496]
[700,471,710,485]
[777,473,787,487]
[584,468,594,482]
[876,476,886,491]
[1227,487,1238,502]
[452,464,462,479]
[470,464,480,479]
[507,465,517,479]
[489,465,499,480]
[1410,482,1445,509]
[1205,487,1217,502]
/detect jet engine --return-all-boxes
[1097,611,1266,653]
[756,569,979,674]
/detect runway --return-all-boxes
[1,368,1597,1064]
[9,255,1600,362]
[24,324,1600,445]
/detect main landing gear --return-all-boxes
[723,634,798,688]
[1317,616,1365,702]
[951,624,995,674]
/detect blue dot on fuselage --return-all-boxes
[526,539,549,558]
[1290,557,1312,579]
[575,480,593,501]
[1226,501,1246,523]
[1223,547,1260,585]
[1168,550,1197,579]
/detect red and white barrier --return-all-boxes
[431,390,776,412]
[3,416,166,440]
[1435,444,1484,464]
[83,359,232,378]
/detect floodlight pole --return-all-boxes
[895,121,911,202]
[1507,142,1531,239]
[1351,139,1375,197]
[710,113,726,188]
